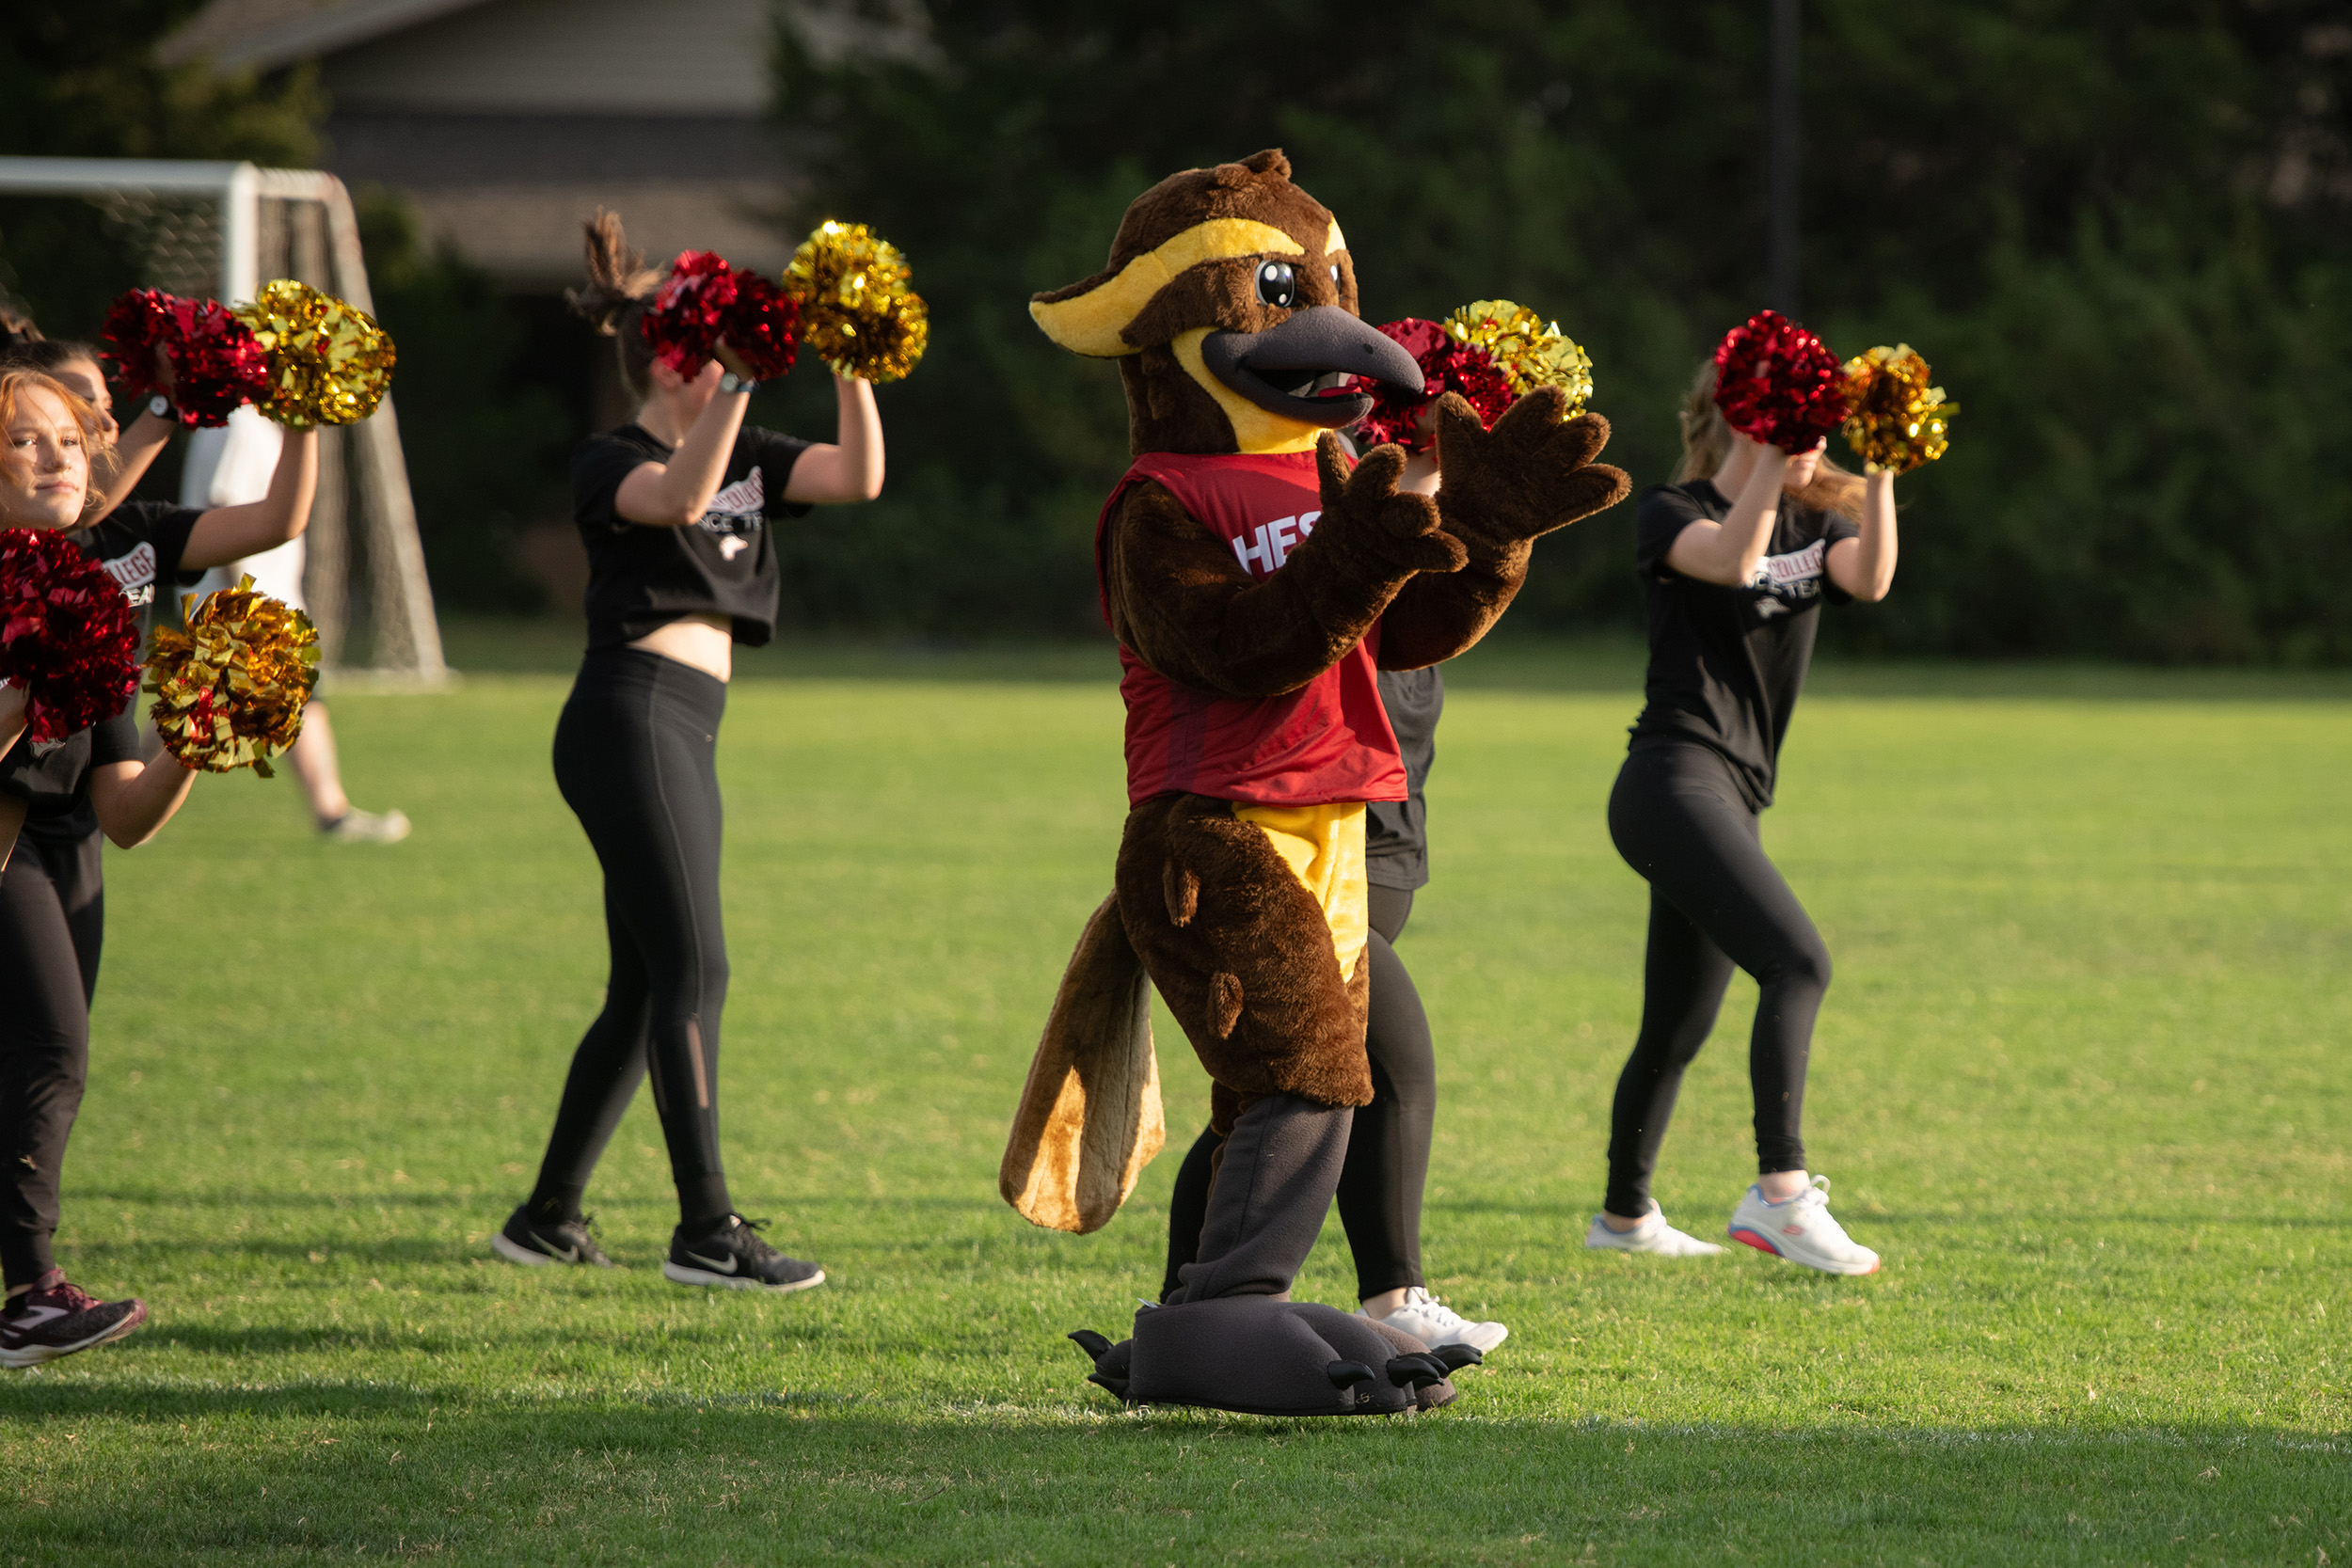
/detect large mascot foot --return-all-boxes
[1069,1298,1482,1416]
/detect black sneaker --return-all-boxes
[662,1214,825,1293]
[492,1205,614,1268]
[1,1272,149,1368]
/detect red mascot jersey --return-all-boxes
[1095,451,1406,808]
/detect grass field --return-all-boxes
[4,633,2346,1564]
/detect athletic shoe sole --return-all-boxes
[1437,1323,1509,1354]
[1584,1221,1726,1258]
[661,1261,826,1294]
[1728,1226,1881,1275]
[492,1231,562,1267]
[0,1305,149,1368]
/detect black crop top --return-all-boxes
[1627,479,1859,811]
[1,702,145,847]
[570,422,813,649]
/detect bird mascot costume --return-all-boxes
[1000,150,1629,1416]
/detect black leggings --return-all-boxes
[529,648,735,1232]
[0,832,105,1289]
[1162,882,1437,1303]
[1603,740,1831,1217]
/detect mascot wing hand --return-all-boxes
[1313,432,1468,577]
[1434,386,1633,551]
[1371,387,1634,671]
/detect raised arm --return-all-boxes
[1377,389,1631,670]
[87,752,198,849]
[92,404,175,519]
[179,426,321,568]
[1825,469,1898,601]
[781,376,884,504]
[612,352,755,528]
[1105,437,1465,700]
[1662,428,1794,587]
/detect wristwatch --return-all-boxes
[148,394,171,420]
[717,372,758,396]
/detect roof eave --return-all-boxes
[156,0,497,72]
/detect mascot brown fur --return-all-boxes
[1000,150,1629,1416]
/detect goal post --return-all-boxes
[0,155,448,685]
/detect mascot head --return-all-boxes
[1030,150,1425,457]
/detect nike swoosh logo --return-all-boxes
[535,1241,580,1262]
[685,1250,739,1275]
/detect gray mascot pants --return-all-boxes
[1166,1093,1352,1304]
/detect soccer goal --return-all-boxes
[0,156,447,685]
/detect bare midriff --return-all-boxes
[628,612,734,682]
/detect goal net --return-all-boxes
[0,157,448,685]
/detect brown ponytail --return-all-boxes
[1673,359,1865,521]
[564,208,661,402]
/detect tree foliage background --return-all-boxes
[6,1,2349,660]
[770,0,2352,661]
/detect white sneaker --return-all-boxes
[1583,1208,1724,1257]
[1357,1287,1507,1354]
[1727,1175,1880,1275]
[322,807,411,844]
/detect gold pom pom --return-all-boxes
[144,576,321,775]
[1839,344,1955,473]
[235,279,397,427]
[782,220,929,383]
[1443,299,1595,413]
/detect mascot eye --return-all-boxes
[1329,264,1341,282]
[1255,261,1297,309]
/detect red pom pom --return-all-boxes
[642,251,739,376]
[98,289,269,428]
[723,272,800,379]
[1711,309,1850,453]
[162,298,270,428]
[0,528,142,745]
[99,290,174,403]
[1356,319,1516,451]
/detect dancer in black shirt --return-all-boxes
[494,212,883,1291]
[1583,362,1897,1274]
[0,340,322,835]
[0,367,278,1365]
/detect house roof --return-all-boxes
[155,0,494,71]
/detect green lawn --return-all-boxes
[3,636,2345,1564]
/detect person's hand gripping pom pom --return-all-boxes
[1839,344,1956,473]
[235,280,396,427]
[1712,309,1849,453]
[144,576,321,776]
[783,221,928,383]
[0,529,142,744]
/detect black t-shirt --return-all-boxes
[1366,665,1442,891]
[1,703,144,847]
[571,423,813,649]
[72,501,207,646]
[2,504,205,845]
[1628,479,1860,811]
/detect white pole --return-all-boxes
[220,161,261,304]
[186,163,264,509]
